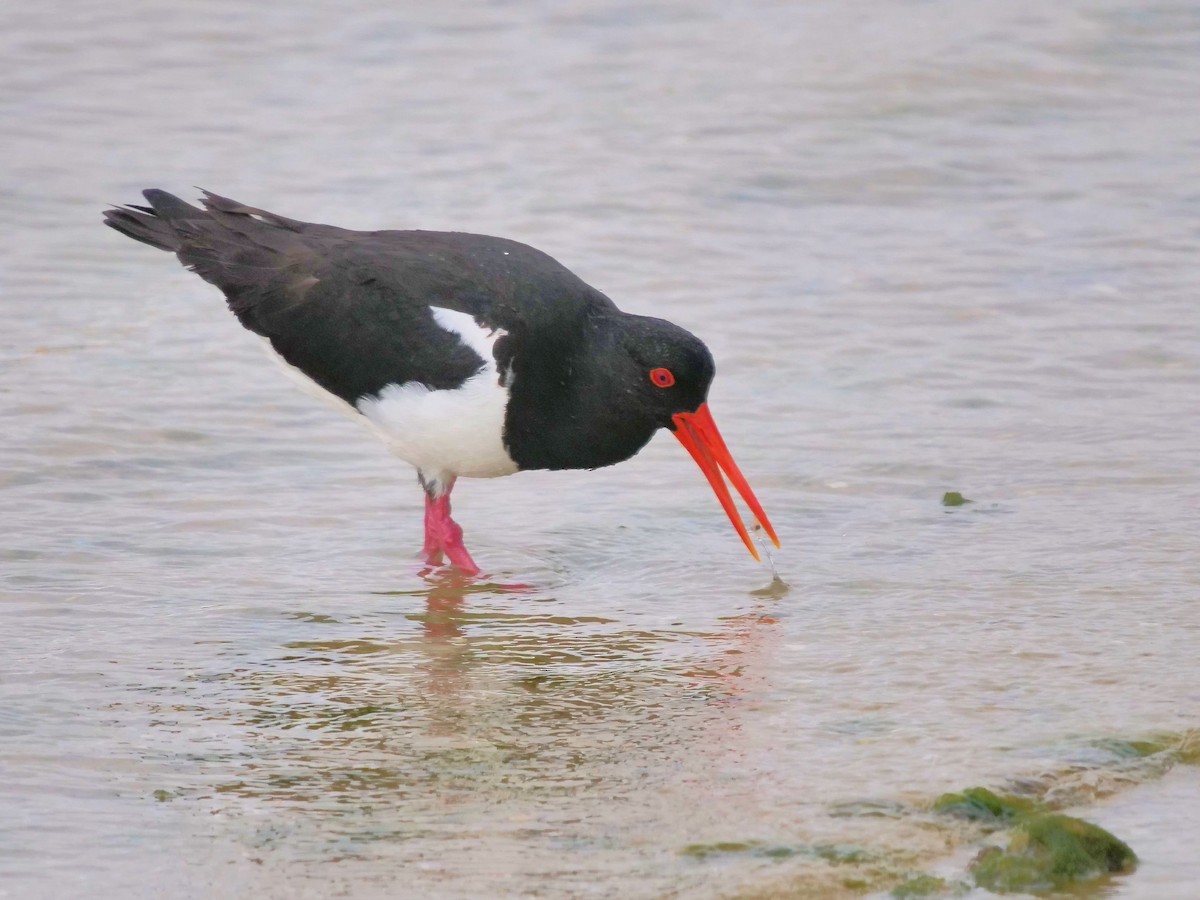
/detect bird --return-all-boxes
[103,189,779,575]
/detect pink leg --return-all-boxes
[422,494,444,565]
[421,478,480,576]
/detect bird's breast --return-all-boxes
[354,307,519,483]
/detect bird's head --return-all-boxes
[618,316,780,560]
[619,315,715,427]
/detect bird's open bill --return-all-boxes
[670,404,780,561]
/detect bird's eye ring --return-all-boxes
[649,367,675,388]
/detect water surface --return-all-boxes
[3,1,1200,897]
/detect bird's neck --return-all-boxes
[502,314,658,472]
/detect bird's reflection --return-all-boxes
[403,569,536,721]
[409,567,535,640]
[198,569,786,831]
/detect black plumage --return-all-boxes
[103,189,775,572]
[103,190,712,471]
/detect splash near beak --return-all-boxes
[670,404,780,561]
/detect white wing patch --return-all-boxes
[355,307,518,488]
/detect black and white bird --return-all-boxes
[103,190,779,574]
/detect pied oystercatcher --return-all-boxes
[103,190,779,574]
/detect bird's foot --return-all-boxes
[422,490,480,576]
[436,519,480,575]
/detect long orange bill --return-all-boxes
[670,403,780,561]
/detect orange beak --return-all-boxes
[670,403,780,561]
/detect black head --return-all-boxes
[614,314,716,428]
[502,311,715,472]
[611,314,779,561]
[502,306,778,559]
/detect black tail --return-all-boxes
[103,188,311,255]
[104,186,235,252]
[102,189,323,328]
[101,189,205,252]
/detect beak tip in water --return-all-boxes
[670,403,779,562]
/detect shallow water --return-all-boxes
[3,1,1200,897]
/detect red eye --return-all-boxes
[649,367,675,388]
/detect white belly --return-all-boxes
[260,306,518,491]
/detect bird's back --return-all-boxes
[104,190,615,407]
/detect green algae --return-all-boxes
[890,874,944,897]
[890,873,968,898]
[1179,731,1200,765]
[681,841,798,861]
[760,846,803,860]
[931,787,1039,825]
[729,730,1190,899]
[971,813,1136,894]
[1090,730,1200,766]
[1088,735,1177,761]
[931,785,1137,894]
[680,840,876,865]
[828,799,909,819]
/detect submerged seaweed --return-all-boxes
[725,730,1196,899]
[890,873,969,898]
[971,813,1136,894]
[931,787,1039,825]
